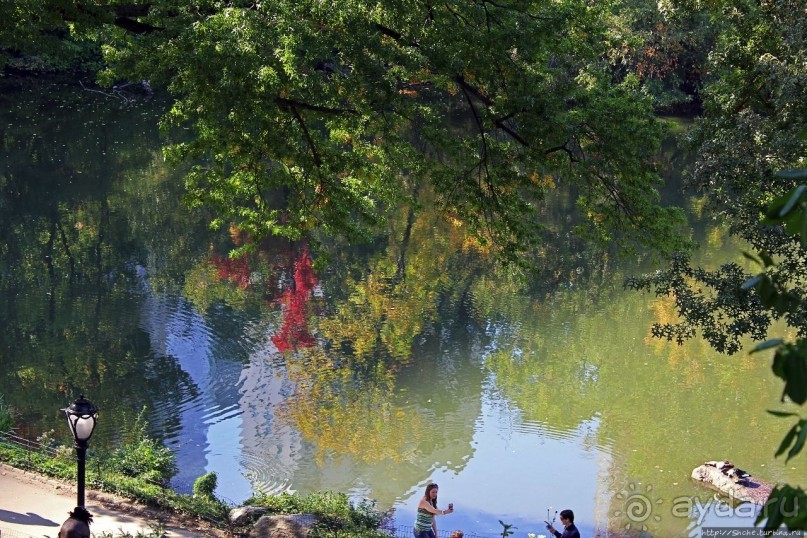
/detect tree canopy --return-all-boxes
[1,0,691,266]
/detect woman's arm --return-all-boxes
[418,500,445,515]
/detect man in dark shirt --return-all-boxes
[546,508,580,538]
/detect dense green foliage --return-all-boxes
[109,408,178,484]
[0,0,692,268]
[108,436,178,485]
[604,0,717,112]
[0,0,105,72]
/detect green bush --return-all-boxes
[106,408,177,484]
[107,437,177,484]
[193,472,218,500]
[0,394,13,433]
[244,491,303,513]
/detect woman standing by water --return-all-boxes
[414,483,454,538]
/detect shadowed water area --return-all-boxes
[1,77,804,537]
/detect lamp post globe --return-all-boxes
[62,395,98,508]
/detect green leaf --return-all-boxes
[772,344,807,404]
[774,292,803,317]
[757,485,807,530]
[776,170,807,181]
[783,210,804,235]
[775,424,798,458]
[742,251,761,265]
[800,210,807,248]
[787,420,807,461]
[755,277,779,309]
[752,339,784,353]
[779,185,807,217]
[742,274,764,290]
[766,190,793,220]
[767,409,798,417]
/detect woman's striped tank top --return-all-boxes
[414,506,435,531]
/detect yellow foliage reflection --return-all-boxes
[279,346,426,465]
[277,187,484,463]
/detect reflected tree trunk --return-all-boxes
[396,184,420,281]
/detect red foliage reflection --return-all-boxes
[272,248,317,352]
[211,253,251,288]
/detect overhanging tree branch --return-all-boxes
[284,104,322,167]
[544,143,578,162]
[275,97,358,115]
[374,23,420,48]
[596,171,637,224]
[454,75,529,147]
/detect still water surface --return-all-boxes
[1,78,803,537]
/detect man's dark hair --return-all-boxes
[560,509,574,522]
[68,507,93,525]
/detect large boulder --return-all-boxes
[691,463,773,505]
[249,514,316,538]
[229,505,268,527]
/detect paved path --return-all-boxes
[0,464,224,538]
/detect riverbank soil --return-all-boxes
[0,463,227,537]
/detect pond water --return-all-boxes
[1,77,804,537]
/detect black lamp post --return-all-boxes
[62,395,98,508]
